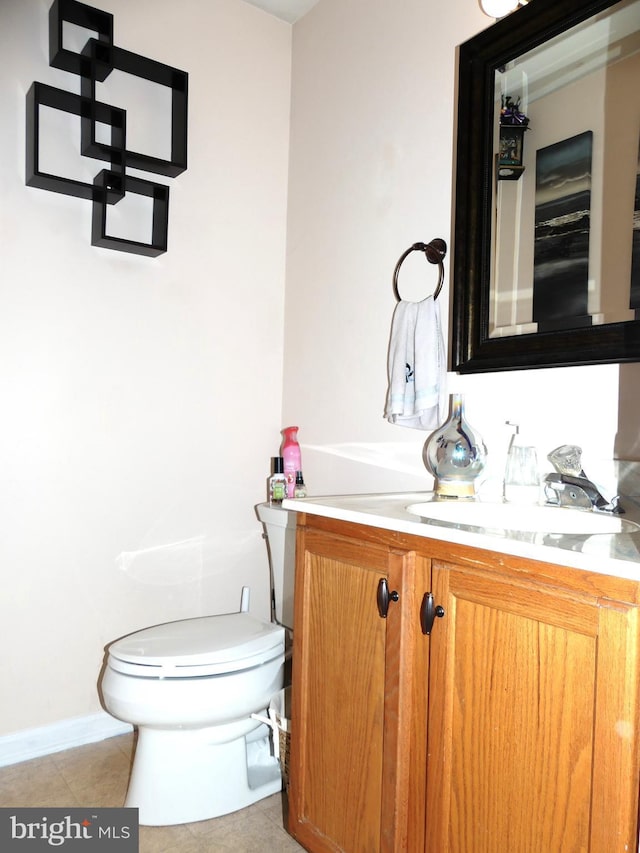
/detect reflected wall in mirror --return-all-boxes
[452,0,640,372]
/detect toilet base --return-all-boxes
[125,718,282,825]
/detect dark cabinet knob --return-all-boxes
[377,578,399,618]
[421,592,445,635]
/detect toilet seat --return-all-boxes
[108,613,285,678]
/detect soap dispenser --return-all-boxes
[504,422,540,504]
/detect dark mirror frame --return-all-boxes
[452,0,640,373]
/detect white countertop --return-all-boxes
[282,492,640,582]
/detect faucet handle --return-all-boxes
[547,444,585,478]
[543,473,593,509]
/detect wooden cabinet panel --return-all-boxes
[288,527,430,853]
[289,530,388,852]
[426,562,640,853]
[590,604,640,852]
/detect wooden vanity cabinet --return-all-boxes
[287,513,640,853]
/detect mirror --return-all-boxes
[452,0,640,372]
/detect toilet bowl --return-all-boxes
[99,503,296,826]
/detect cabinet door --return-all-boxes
[425,562,640,853]
[288,529,429,853]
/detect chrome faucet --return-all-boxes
[543,445,624,514]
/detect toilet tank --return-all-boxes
[256,503,297,630]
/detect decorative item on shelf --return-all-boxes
[498,95,529,181]
[423,393,487,498]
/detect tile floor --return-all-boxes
[0,733,305,852]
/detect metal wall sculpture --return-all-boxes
[26,0,188,257]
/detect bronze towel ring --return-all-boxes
[392,238,447,302]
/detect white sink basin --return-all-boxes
[406,501,639,535]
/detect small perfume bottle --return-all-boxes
[294,470,307,498]
[269,457,287,504]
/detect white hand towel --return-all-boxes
[384,296,446,430]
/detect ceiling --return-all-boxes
[242,0,321,23]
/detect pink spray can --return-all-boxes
[281,426,301,499]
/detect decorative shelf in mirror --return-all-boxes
[452,0,640,372]
[26,0,188,257]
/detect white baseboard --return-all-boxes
[0,712,133,768]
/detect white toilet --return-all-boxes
[100,503,296,826]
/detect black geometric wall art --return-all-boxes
[92,170,169,257]
[26,81,126,202]
[79,39,188,178]
[26,0,188,257]
[533,131,593,333]
[49,0,113,78]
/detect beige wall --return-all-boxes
[0,0,291,736]
[1,0,639,748]
[284,0,638,502]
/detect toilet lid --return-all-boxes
[107,613,285,678]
